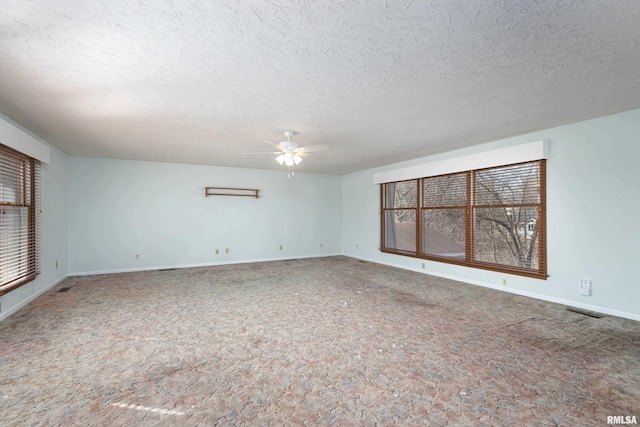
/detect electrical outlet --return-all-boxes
[215,249,219,254]
[279,245,283,250]
[502,279,507,285]
[422,262,425,269]
[55,260,58,269]
[135,254,140,259]
[580,279,592,296]
[225,248,229,254]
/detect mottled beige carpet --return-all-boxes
[1,256,638,426]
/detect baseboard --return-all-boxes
[343,253,640,322]
[0,276,67,322]
[69,253,343,276]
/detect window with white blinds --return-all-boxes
[0,143,40,295]
[381,160,547,279]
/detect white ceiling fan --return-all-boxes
[243,131,329,176]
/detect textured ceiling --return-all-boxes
[1,0,639,175]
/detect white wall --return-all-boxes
[3,109,639,322]
[67,157,342,274]
[0,115,68,321]
[342,108,640,321]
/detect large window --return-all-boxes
[0,143,40,295]
[381,160,546,278]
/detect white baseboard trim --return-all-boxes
[0,276,67,322]
[69,253,343,276]
[343,253,640,322]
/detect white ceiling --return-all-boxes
[1,0,639,175]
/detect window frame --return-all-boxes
[380,160,547,279]
[0,144,40,295]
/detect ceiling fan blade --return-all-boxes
[242,151,281,155]
[264,141,287,152]
[297,144,329,153]
[297,151,327,158]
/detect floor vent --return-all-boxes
[358,260,367,263]
[566,307,604,318]
[57,287,70,293]
[158,268,177,271]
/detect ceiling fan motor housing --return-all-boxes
[278,141,298,151]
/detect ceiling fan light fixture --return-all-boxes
[248,131,327,176]
[283,152,295,166]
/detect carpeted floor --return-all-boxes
[1,256,638,426]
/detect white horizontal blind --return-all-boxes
[0,143,40,295]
